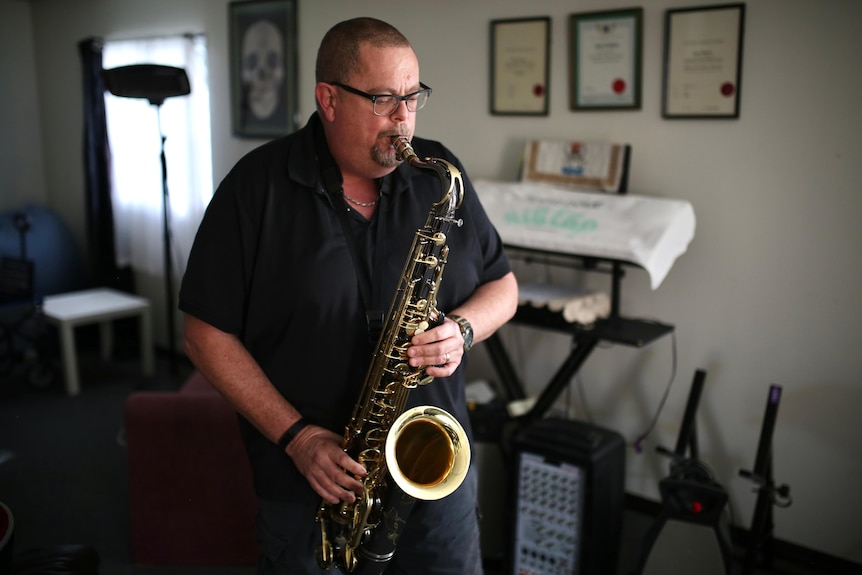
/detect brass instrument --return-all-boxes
[316,137,471,574]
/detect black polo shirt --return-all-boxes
[179,114,510,499]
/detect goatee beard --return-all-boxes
[373,127,410,168]
[372,140,401,168]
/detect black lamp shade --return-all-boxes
[103,64,190,105]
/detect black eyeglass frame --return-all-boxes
[329,81,432,116]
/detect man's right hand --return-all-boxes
[285,424,367,504]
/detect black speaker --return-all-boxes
[102,64,190,105]
[509,418,626,575]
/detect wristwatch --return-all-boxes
[448,314,474,352]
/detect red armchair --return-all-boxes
[124,371,258,565]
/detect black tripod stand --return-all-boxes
[739,384,792,574]
[103,64,191,374]
[634,369,733,575]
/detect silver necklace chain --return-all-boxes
[343,192,379,207]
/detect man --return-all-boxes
[180,17,517,574]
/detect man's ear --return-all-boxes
[315,82,337,121]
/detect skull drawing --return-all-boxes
[241,19,284,120]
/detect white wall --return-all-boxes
[7,0,862,564]
[0,0,46,212]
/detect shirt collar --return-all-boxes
[286,112,414,202]
[286,113,323,190]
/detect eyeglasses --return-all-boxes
[330,82,432,116]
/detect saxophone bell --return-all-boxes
[385,406,471,500]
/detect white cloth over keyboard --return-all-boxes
[474,180,696,289]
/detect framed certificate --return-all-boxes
[490,17,551,116]
[662,3,746,119]
[569,8,643,111]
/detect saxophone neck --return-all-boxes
[392,137,464,213]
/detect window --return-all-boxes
[103,34,212,284]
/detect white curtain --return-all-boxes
[103,35,212,348]
[103,35,212,285]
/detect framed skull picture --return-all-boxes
[229,0,298,138]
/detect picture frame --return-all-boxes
[570,8,643,111]
[490,17,551,116]
[229,0,298,138]
[662,3,746,119]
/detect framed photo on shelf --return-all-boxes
[569,8,643,111]
[229,0,298,138]
[490,17,550,116]
[662,3,746,119]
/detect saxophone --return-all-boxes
[315,137,471,574]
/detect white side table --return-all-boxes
[42,287,154,396]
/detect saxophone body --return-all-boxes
[316,137,471,574]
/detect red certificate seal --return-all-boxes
[612,78,627,94]
[533,84,545,97]
[721,82,736,97]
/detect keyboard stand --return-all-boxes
[485,246,675,426]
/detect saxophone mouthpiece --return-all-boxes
[392,136,417,164]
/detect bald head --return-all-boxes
[315,17,412,84]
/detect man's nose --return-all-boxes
[391,99,410,121]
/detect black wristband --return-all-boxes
[277,418,309,452]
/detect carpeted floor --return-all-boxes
[0,335,230,574]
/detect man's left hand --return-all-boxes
[406,317,464,377]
